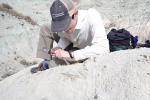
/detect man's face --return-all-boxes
[66,12,78,33]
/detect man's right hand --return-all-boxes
[48,47,62,56]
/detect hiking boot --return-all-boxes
[30,60,49,74]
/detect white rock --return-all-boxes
[0,48,150,100]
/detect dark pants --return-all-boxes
[36,24,81,67]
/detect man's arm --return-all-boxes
[72,8,110,60]
[57,37,71,49]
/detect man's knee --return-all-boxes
[39,24,52,36]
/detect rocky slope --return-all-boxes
[0,48,150,100]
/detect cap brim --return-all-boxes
[51,17,71,32]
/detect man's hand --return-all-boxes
[50,47,71,59]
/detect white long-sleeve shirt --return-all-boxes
[57,8,110,60]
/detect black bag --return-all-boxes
[107,28,137,52]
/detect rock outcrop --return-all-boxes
[0,48,150,100]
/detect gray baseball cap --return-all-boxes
[50,0,75,32]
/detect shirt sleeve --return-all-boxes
[57,37,71,49]
[73,8,110,60]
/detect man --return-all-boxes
[31,0,109,73]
